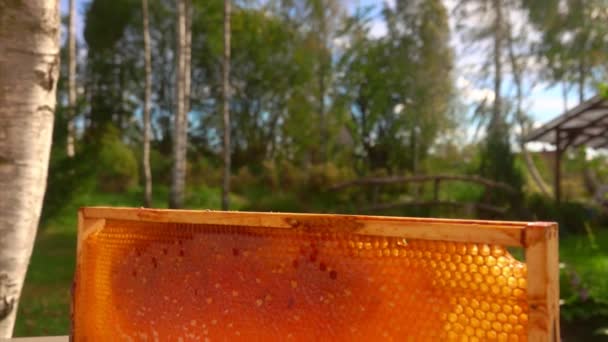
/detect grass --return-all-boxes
[559,225,608,315]
[13,185,608,337]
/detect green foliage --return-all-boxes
[337,0,454,173]
[599,83,608,99]
[524,0,608,96]
[97,125,139,192]
[559,228,608,324]
[478,126,523,208]
[149,148,172,184]
[523,193,601,235]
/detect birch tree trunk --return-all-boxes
[0,0,60,337]
[184,0,192,114]
[505,17,551,198]
[491,0,502,126]
[170,0,188,208]
[67,0,76,157]
[222,0,232,210]
[142,0,153,207]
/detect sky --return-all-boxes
[61,0,587,128]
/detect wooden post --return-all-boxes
[525,223,560,341]
[554,129,562,204]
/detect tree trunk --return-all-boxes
[505,17,551,198]
[170,0,188,208]
[0,0,60,337]
[317,28,328,164]
[67,0,76,157]
[491,0,502,127]
[561,82,569,113]
[222,0,232,210]
[184,0,192,114]
[142,0,153,207]
[578,57,585,103]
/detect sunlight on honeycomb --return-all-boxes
[73,220,529,341]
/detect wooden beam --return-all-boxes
[568,129,608,147]
[525,223,560,341]
[81,207,528,247]
[557,111,608,148]
[76,210,105,258]
[524,95,606,142]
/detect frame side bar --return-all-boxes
[525,222,560,341]
[81,207,527,247]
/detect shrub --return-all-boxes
[524,193,595,235]
[97,125,138,192]
[149,148,172,185]
[307,162,349,193]
[232,166,258,193]
[189,157,222,187]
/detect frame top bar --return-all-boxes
[80,207,554,247]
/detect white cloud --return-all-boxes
[384,0,396,9]
[332,36,351,49]
[529,95,567,119]
[456,76,495,103]
[368,19,388,38]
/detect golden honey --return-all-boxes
[73,219,529,341]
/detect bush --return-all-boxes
[232,166,258,194]
[258,159,307,191]
[149,148,172,185]
[307,162,349,193]
[524,193,595,235]
[189,156,222,187]
[97,125,138,192]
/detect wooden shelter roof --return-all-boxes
[525,95,608,149]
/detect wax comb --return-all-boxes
[72,207,559,341]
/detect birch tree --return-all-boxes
[142,0,153,207]
[67,0,77,157]
[222,0,232,210]
[170,0,190,208]
[0,0,60,337]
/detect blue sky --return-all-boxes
[61,0,585,127]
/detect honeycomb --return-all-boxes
[73,219,529,341]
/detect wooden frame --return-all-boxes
[77,207,560,341]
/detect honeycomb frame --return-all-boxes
[73,207,559,341]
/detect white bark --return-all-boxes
[222,0,232,210]
[142,0,153,207]
[67,0,76,157]
[0,0,60,337]
[184,0,192,114]
[505,16,551,198]
[170,0,188,208]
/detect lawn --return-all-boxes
[13,189,608,338]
